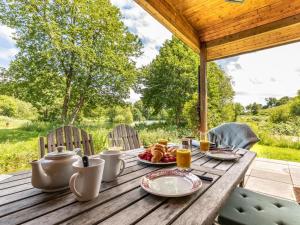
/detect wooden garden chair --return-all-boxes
[39,125,94,157]
[108,124,141,151]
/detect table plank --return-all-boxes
[59,188,149,225]
[1,167,160,225]
[172,151,256,225]
[135,172,219,225]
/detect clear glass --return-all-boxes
[176,149,191,169]
[199,131,210,152]
[108,138,124,151]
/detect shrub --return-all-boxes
[0,95,38,120]
[269,106,290,123]
[291,98,300,116]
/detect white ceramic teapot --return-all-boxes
[30,146,81,192]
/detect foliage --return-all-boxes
[105,106,133,124]
[269,105,290,123]
[141,37,198,125]
[290,97,300,116]
[234,103,245,120]
[141,37,234,127]
[245,102,262,115]
[183,63,235,131]
[0,0,142,123]
[264,96,291,109]
[0,95,38,120]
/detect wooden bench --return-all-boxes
[39,125,94,157]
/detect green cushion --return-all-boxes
[218,187,300,225]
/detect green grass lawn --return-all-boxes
[1,116,300,174]
[252,144,300,163]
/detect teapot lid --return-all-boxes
[45,150,75,160]
[44,146,76,160]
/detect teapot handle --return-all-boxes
[69,173,82,198]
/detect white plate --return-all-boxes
[206,150,241,161]
[137,157,176,165]
[141,169,202,197]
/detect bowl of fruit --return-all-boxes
[138,142,177,165]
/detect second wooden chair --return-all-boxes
[108,124,141,151]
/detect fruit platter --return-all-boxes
[138,140,177,165]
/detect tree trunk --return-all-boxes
[69,95,85,124]
[61,75,72,123]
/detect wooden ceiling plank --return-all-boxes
[206,13,300,47]
[207,23,300,60]
[134,0,200,52]
[201,1,300,41]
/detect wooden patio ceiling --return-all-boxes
[134,0,300,61]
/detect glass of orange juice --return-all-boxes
[200,132,210,152]
[176,149,191,169]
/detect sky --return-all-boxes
[1,0,300,106]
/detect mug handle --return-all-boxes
[69,173,82,198]
[116,159,126,177]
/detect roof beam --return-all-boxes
[134,0,200,53]
[207,13,300,48]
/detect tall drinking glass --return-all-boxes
[200,132,210,152]
[176,149,191,170]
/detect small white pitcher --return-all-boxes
[69,158,105,201]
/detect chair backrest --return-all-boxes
[208,122,260,150]
[108,124,141,151]
[39,125,94,157]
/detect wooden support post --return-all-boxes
[199,42,208,133]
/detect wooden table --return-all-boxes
[0,148,255,225]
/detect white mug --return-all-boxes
[69,158,105,201]
[99,150,126,182]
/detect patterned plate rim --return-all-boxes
[140,169,202,197]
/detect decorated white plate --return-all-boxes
[137,157,176,165]
[206,150,241,161]
[140,169,202,197]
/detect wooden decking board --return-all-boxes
[0,148,255,225]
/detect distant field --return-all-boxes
[252,144,300,163]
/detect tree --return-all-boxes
[234,103,245,120]
[183,63,235,130]
[0,0,141,123]
[141,37,198,125]
[277,96,290,106]
[265,97,278,108]
[246,102,262,115]
[141,36,235,128]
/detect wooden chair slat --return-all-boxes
[64,126,73,150]
[39,137,45,158]
[55,127,64,147]
[47,132,56,153]
[81,129,91,156]
[89,134,95,155]
[72,127,81,148]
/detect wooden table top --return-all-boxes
[0,148,256,225]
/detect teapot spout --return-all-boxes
[30,160,50,189]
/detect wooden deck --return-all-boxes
[0,148,255,225]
